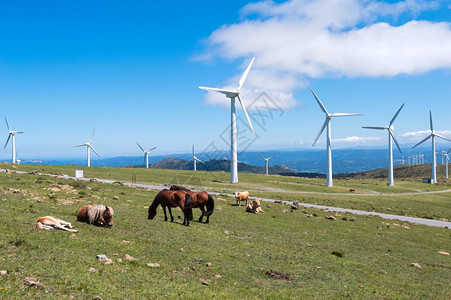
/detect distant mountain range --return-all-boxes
[9,147,434,175]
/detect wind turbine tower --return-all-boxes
[363,104,404,186]
[188,145,205,171]
[311,89,363,187]
[74,130,99,167]
[199,57,256,183]
[259,153,272,175]
[4,117,23,164]
[413,111,451,184]
[137,143,156,169]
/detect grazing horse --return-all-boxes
[77,205,114,228]
[148,189,193,226]
[36,216,78,232]
[170,185,214,223]
[234,191,249,206]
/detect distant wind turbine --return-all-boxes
[311,89,363,187]
[438,150,449,179]
[187,145,205,171]
[4,117,23,164]
[199,57,256,183]
[137,143,156,169]
[259,153,272,175]
[363,103,404,186]
[74,130,99,167]
[413,111,451,184]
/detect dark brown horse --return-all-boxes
[148,189,193,226]
[170,185,214,223]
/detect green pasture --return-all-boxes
[8,163,451,220]
[0,168,450,299]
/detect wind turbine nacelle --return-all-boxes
[225,91,239,98]
[389,125,394,131]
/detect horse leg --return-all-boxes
[198,206,206,223]
[162,206,168,221]
[168,207,174,222]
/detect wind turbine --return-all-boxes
[4,117,23,164]
[438,150,449,179]
[363,103,404,186]
[413,111,451,184]
[74,130,99,167]
[187,145,205,171]
[137,143,156,169]
[199,57,256,183]
[259,153,272,175]
[311,89,363,187]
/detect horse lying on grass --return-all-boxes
[246,199,264,214]
[36,216,78,232]
[235,191,249,206]
[77,205,114,228]
[148,189,193,226]
[169,185,214,223]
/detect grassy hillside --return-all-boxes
[0,170,449,299]
[6,163,451,220]
[346,164,450,182]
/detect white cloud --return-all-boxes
[199,0,451,110]
[400,130,451,139]
[332,136,381,143]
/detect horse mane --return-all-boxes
[87,205,106,225]
[170,185,191,192]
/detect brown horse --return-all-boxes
[148,189,193,226]
[170,185,214,223]
[77,205,114,228]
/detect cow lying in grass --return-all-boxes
[36,216,78,232]
[246,199,264,214]
[234,191,249,206]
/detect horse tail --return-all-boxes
[185,193,193,221]
[205,194,215,217]
[148,194,160,220]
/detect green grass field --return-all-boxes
[0,165,450,299]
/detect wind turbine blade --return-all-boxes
[362,126,387,130]
[149,147,156,152]
[331,113,363,117]
[313,119,328,146]
[259,153,266,160]
[192,145,195,157]
[267,157,272,160]
[429,111,433,132]
[199,86,236,95]
[16,131,24,134]
[238,57,255,91]
[73,143,86,148]
[435,134,451,143]
[237,95,255,134]
[310,88,329,115]
[4,117,10,131]
[137,142,145,152]
[390,130,402,153]
[185,158,194,165]
[89,130,96,143]
[448,148,451,154]
[196,158,206,164]
[4,134,11,149]
[390,103,405,126]
[412,135,431,148]
[90,145,100,157]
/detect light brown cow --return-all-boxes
[246,199,264,214]
[234,191,249,206]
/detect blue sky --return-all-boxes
[0,0,450,160]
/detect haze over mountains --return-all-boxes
[7,147,440,175]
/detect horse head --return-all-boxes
[97,206,114,227]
